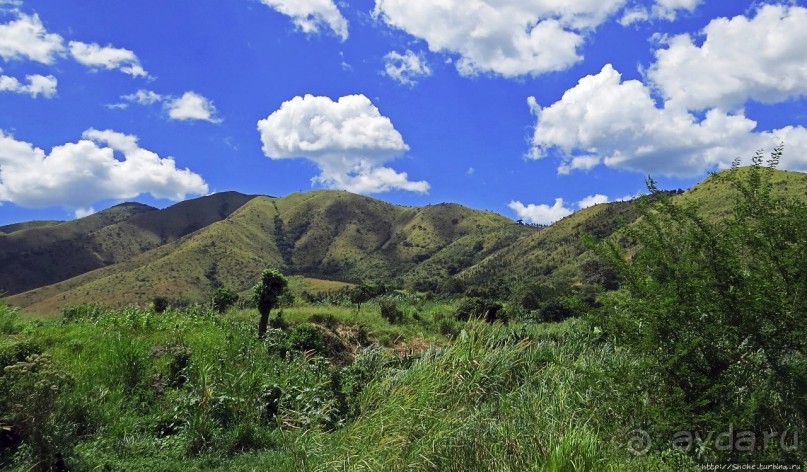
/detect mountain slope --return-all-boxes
[7,168,807,314]
[0,192,257,295]
[10,191,527,312]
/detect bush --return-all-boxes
[152,296,170,314]
[288,324,326,354]
[0,354,73,468]
[378,299,404,324]
[0,302,19,334]
[211,288,239,313]
[589,150,807,460]
[455,297,505,323]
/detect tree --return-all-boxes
[253,269,289,339]
[349,284,375,313]
[588,147,807,453]
[211,287,239,314]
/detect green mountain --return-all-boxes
[9,191,528,312]
[6,168,807,314]
[0,192,256,296]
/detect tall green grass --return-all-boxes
[299,320,692,471]
[2,304,699,470]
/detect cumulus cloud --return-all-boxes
[510,193,612,225]
[123,89,163,105]
[0,13,64,64]
[383,50,431,85]
[259,0,348,41]
[0,69,56,97]
[74,207,96,219]
[648,4,807,111]
[620,0,701,25]
[0,129,208,210]
[509,199,572,225]
[0,11,148,80]
[578,194,609,208]
[69,41,148,77]
[373,0,627,77]
[528,65,807,176]
[165,92,221,123]
[257,94,429,194]
[117,90,221,123]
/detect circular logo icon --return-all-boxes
[626,429,651,455]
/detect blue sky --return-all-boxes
[1,0,806,226]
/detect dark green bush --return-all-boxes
[152,296,170,314]
[378,299,404,324]
[288,324,326,354]
[211,288,239,313]
[0,354,73,469]
[455,297,505,323]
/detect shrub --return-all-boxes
[0,354,73,468]
[211,288,239,313]
[253,269,289,339]
[455,297,505,323]
[378,299,404,324]
[152,296,170,314]
[288,324,325,354]
[0,302,19,334]
[589,150,807,460]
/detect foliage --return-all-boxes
[455,297,506,323]
[0,354,73,470]
[378,299,404,324]
[253,269,289,339]
[0,301,19,334]
[153,296,170,314]
[62,303,106,322]
[348,284,388,313]
[212,288,239,314]
[589,150,807,461]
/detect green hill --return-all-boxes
[10,191,526,312]
[0,220,64,234]
[6,168,807,314]
[0,192,256,296]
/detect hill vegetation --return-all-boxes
[1,159,806,470]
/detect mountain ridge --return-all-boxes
[6,168,807,313]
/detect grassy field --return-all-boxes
[0,298,700,471]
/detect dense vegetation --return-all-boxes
[1,158,806,470]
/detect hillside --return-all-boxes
[0,220,64,234]
[10,191,528,312]
[6,167,807,313]
[0,192,257,295]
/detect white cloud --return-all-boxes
[165,92,221,123]
[648,4,807,111]
[509,199,573,225]
[620,0,701,25]
[0,13,64,64]
[373,0,627,77]
[74,207,96,219]
[257,94,429,194]
[69,41,148,77]
[0,69,56,98]
[116,90,221,123]
[509,193,611,225]
[578,194,609,209]
[383,50,431,85]
[0,129,209,209]
[123,89,163,105]
[259,0,348,41]
[528,65,807,176]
